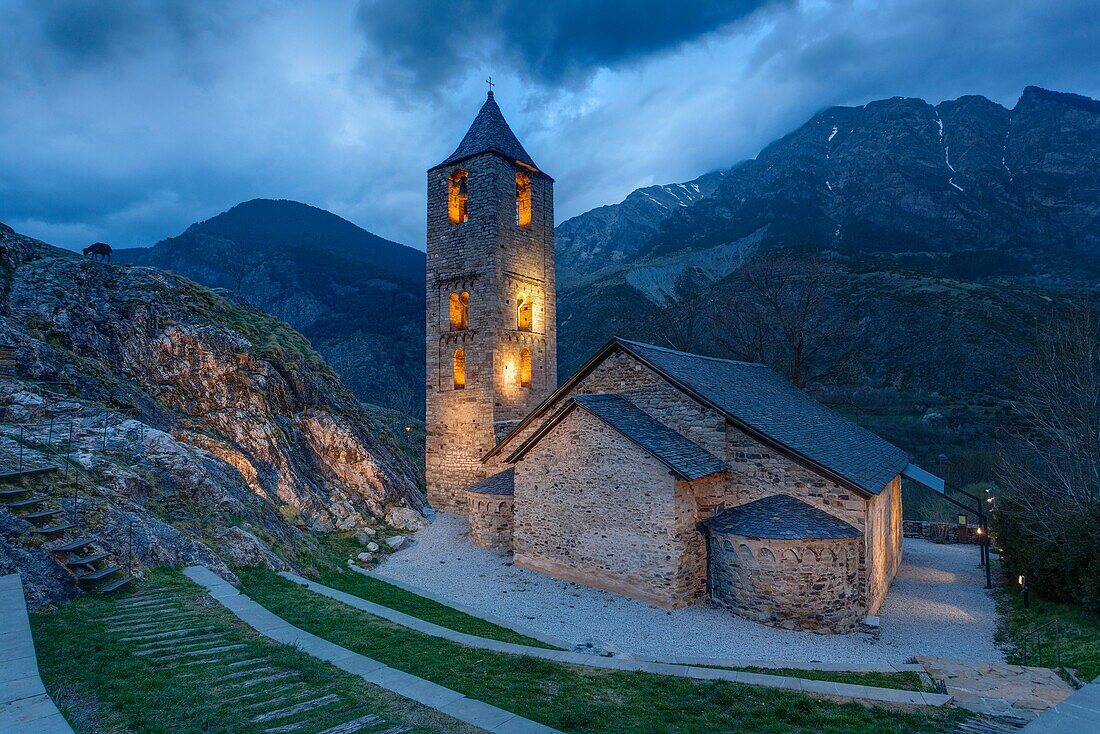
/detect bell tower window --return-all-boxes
[453,348,466,389]
[515,171,532,228]
[520,348,532,388]
[517,296,532,332]
[449,170,469,223]
[449,291,469,330]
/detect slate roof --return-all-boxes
[467,468,514,496]
[431,92,542,174]
[508,394,728,481]
[615,340,910,495]
[704,494,863,540]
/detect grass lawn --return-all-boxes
[239,569,970,734]
[30,570,480,734]
[311,532,557,648]
[996,581,1100,683]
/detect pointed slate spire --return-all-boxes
[432,91,541,172]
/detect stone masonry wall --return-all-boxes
[425,150,555,513]
[513,407,706,608]
[865,475,903,614]
[708,533,862,633]
[467,491,514,550]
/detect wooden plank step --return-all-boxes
[96,575,135,594]
[0,487,32,498]
[250,695,341,724]
[66,551,110,567]
[33,522,74,535]
[312,715,385,734]
[79,565,122,582]
[4,496,46,509]
[21,508,63,522]
[53,535,99,552]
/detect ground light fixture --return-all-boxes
[1018,574,1029,608]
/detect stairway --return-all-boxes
[0,467,134,594]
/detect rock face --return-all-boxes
[0,222,425,605]
[117,199,427,417]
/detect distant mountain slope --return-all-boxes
[558,86,1100,297]
[119,199,426,416]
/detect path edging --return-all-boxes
[285,571,951,708]
[0,573,75,733]
[183,566,561,734]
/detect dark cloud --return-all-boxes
[355,0,783,92]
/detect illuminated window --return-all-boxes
[448,291,469,330]
[520,347,531,388]
[515,171,531,228]
[449,170,469,223]
[517,296,532,332]
[453,348,466,389]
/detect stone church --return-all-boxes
[426,92,927,634]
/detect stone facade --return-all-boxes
[466,490,514,550]
[513,408,706,608]
[425,146,556,513]
[707,533,863,633]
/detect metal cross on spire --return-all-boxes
[486,76,495,94]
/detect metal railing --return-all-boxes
[1019,619,1062,669]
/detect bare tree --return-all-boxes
[225,243,258,294]
[711,254,859,389]
[997,299,1100,542]
[656,269,707,352]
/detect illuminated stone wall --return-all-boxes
[708,533,863,633]
[425,151,556,513]
[467,490,514,549]
[512,407,706,608]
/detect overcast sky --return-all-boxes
[2,0,1098,252]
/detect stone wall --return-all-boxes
[425,149,556,513]
[467,491,514,550]
[708,533,863,633]
[866,475,903,614]
[512,407,706,608]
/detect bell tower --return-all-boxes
[425,91,557,513]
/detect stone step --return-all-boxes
[0,465,60,481]
[22,508,63,522]
[250,694,341,724]
[53,535,99,552]
[96,575,135,594]
[33,521,74,535]
[312,714,385,734]
[65,551,110,567]
[4,496,46,509]
[79,565,122,583]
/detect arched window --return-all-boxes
[520,347,531,388]
[517,296,532,332]
[449,170,469,224]
[515,171,531,228]
[453,348,466,389]
[449,291,469,330]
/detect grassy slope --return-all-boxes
[30,571,476,734]
[996,583,1100,682]
[240,570,968,734]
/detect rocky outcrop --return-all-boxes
[0,223,425,606]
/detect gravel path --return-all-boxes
[375,515,1004,665]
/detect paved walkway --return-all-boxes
[1019,679,1100,733]
[0,573,74,734]
[915,657,1074,723]
[282,571,952,707]
[375,516,1001,664]
[184,566,560,734]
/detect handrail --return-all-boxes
[1020,618,1062,669]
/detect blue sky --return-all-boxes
[2,0,1098,251]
